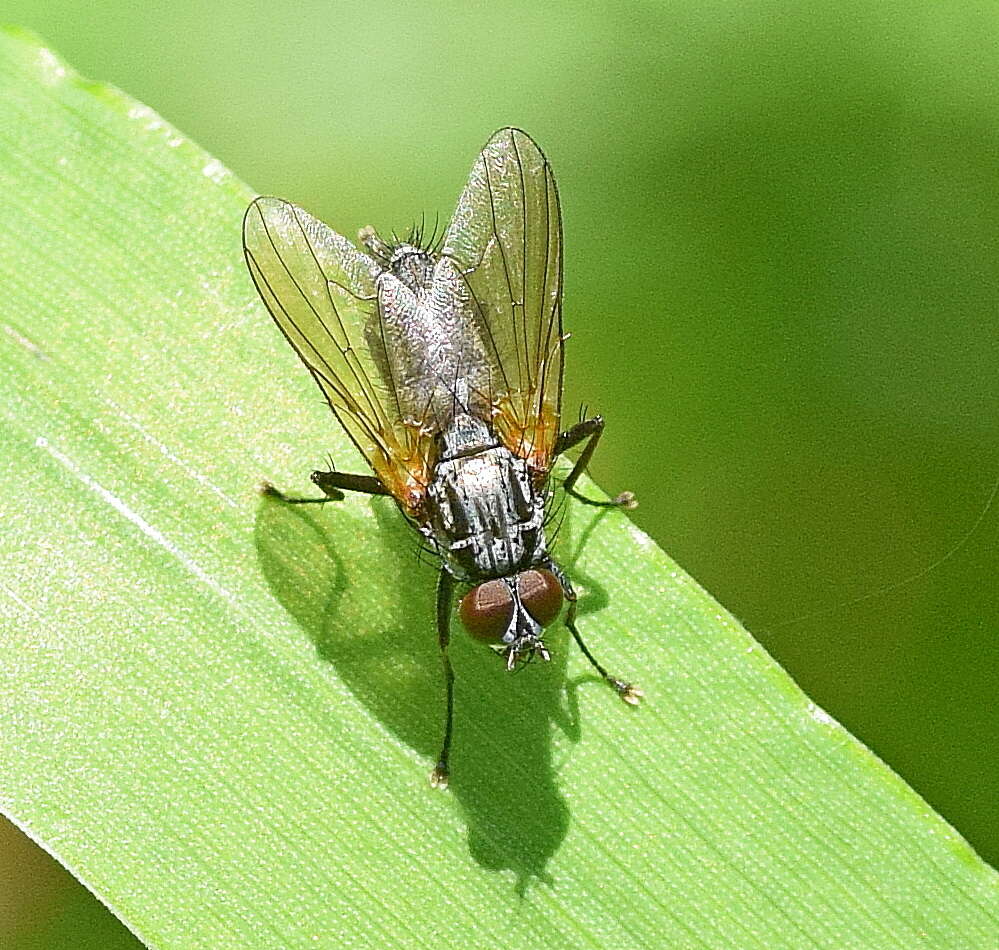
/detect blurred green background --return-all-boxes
[3,2,997,946]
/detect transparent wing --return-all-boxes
[442,127,564,472]
[243,197,431,512]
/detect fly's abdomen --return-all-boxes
[373,252,497,429]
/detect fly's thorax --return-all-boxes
[438,413,494,461]
[425,419,548,581]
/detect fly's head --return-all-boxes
[458,568,564,670]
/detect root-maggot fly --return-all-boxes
[244,128,641,788]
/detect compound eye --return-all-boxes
[517,569,563,628]
[459,580,514,642]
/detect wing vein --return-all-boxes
[482,140,525,390]
[510,131,532,394]
[283,206,387,430]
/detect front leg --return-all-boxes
[548,562,643,705]
[261,468,390,504]
[555,416,636,509]
[429,569,456,790]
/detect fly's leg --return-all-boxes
[312,470,391,498]
[555,416,637,509]
[566,601,643,705]
[550,562,643,705]
[430,569,456,790]
[261,469,390,504]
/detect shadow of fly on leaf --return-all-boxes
[254,488,581,891]
[244,127,641,791]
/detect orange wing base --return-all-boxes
[371,426,435,520]
[493,394,560,484]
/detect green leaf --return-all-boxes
[0,27,996,950]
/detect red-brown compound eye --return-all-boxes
[459,579,515,642]
[517,569,563,628]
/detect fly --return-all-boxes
[243,128,641,789]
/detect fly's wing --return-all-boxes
[243,197,432,514]
[442,127,564,475]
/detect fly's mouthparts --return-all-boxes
[504,638,551,671]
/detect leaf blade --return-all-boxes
[0,27,996,950]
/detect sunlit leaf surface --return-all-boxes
[0,28,996,950]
